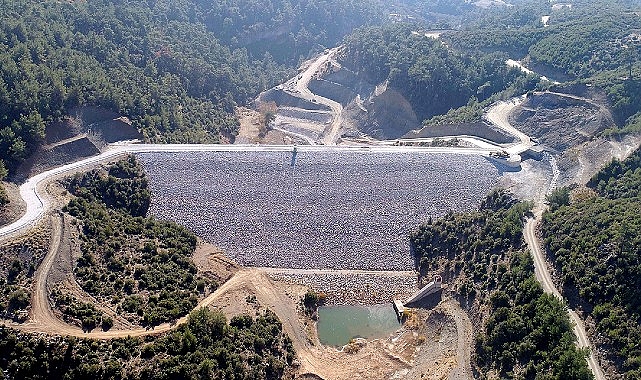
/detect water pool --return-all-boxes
[316,304,400,346]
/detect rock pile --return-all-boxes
[138,150,498,271]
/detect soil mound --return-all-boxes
[13,137,100,182]
[70,106,142,144]
[511,92,616,152]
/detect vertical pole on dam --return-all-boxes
[290,146,298,167]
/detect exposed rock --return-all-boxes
[258,87,331,112]
[344,85,420,140]
[510,92,616,152]
[13,137,100,182]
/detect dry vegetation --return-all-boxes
[0,222,50,321]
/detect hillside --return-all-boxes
[0,308,294,379]
[0,0,392,181]
[445,1,641,135]
[542,147,641,378]
[410,190,592,379]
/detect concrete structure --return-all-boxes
[522,146,546,160]
[393,300,405,319]
[405,275,443,305]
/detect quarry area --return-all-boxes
[2,45,641,380]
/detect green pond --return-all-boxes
[317,304,401,347]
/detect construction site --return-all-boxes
[2,31,639,379]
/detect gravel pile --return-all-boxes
[138,151,498,271]
[267,272,418,305]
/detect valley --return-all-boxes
[2,1,641,379]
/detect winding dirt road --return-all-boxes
[0,83,609,378]
[292,48,344,145]
[524,208,606,380]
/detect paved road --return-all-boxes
[507,59,560,84]
[292,48,344,145]
[484,95,534,156]
[0,88,608,380]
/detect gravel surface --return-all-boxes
[138,151,499,271]
[266,272,418,305]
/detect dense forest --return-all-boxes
[61,156,211,329]
[0,0,390,179]
[340,23,534,123]
[198,0,384,63]
[410,190,592,379]
[543,147,641,378]
[0,307,294,379]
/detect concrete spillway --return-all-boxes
[405,276,442,305]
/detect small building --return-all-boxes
[405,275,443,305]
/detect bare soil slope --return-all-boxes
[510,91,616,152]
[0,182,26,227]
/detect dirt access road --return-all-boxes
[293,48,344,145]
[15,230,307,342]
[524,207,606,380]
[6,196,471,379]
[10,216,416,378]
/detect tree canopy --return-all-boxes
[410,190,592,379]
[543,147,641,378]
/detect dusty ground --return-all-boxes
[556,134,641,186]
[497,157,553,202]
[236,106,301,145]
[3,202,474,380]
[10,105,141,183]
[10,84,635,379]
[511,91,615,153]
[192,241,239,285]
[235,107,263,144]
[399,301,473,380]
[209,268,473,380]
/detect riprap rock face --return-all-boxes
[139,150,499,271]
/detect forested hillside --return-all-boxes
[340,23,532,123]
[198,0,384,63]
[0,308,294,379]
[61,156,213,329]
[0,0,387,180]
[446,1,641,134]
[410,190,592,379]
[543,147,641,378]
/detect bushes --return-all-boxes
[302,290,326,315]
[0,184,8,208]
[63,157,208,327]
[543,147,641,376]
[0,308,294,379]
[341,23,526,123]
[7,289,29,311]
[546,187,571,211]
[67,154,151,217]
[0,227,49,317]
[411,191,591,379]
